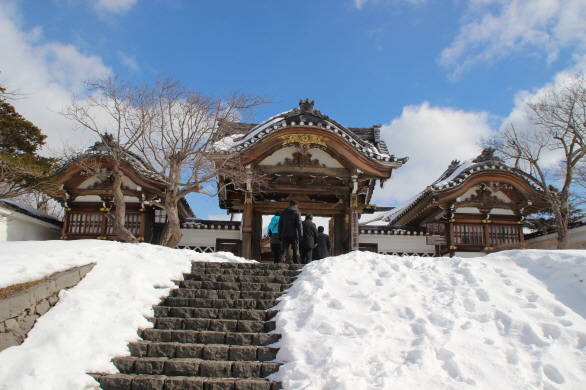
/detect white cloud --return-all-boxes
[91,0,138,14]
[440,0,586,77]
[0,0,111,155]
[374,102,493,206]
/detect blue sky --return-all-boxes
[1,0,586,219]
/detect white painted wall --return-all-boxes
[178,228,241,247]
[360,234,430,253]
[0,208,61,242]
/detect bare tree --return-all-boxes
[61,75,151,243]
[134,75,271,247]
[485,74,586,248]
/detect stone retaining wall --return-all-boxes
[0,263,95,352]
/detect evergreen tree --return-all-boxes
[0,85,59,199]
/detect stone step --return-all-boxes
[129,341,279,361]
[141,329,280,346]
[171,289,283,301]
[182,275,296,285]
[163,298,277,310]
[191,262,303,271]
[191,267,300,276]
[94,373,283,390]
[154,307,278,321]
[112,356,281,378]
[153,318,276,333]
[178,280,293,291]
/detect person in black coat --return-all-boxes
[312,226,331,260]
[300,214,318,264]
[278,200,303,264]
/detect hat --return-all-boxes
[290,200,299,206]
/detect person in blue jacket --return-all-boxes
[267,210,281,263]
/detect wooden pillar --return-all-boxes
[252,211,262,261]
[333,214,345,256]
[349,209,359,252]
[241,203,253,260]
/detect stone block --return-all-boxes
[27,280,57,305]
[112,357,137,374]
[255,301,276,310]
[48,295,59,306]
[148,342,177,358]
[0,321,5,333]
[0,291,31,321]
[233,362,261,378]
[156,318,182,330]
[200,361,232,378]
[172,330,199,343]
[233,300,256,310]
[257,347,278,362]
[229,346,257,362]
[165,376,205,390]
[35,299,51,316]
[225,332,252,346]
[191,308,218,318]
[169,307,192,318]
[134,357,167,375]
[78,263,95,278]
[19,312,39,334]
[234,380,271,390]
[164,358,201,376]
[271,382,283,390]
[237,321,264,333]
[240,291,263,300]
[176,343,204,359]
[252,333,279,346]
[131,375,166,390]
[128,341,150,357]
[184,318,210,330]
[0,332,21,352]
[217,309,241,320]
[202,345,230,361]
[241,311,264,322]
[263,322,276,333]
[204,379,236,390]
[197,290,218,299]
[4,318,20,333]
[261,363,281,377]
[209,320,237,332]
[51,269,81,291]
[217,291,240,300]
[198,331,226,344]
[97,374,134,390]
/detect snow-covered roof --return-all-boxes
[366,149,544,226]
[0,200,62,227]
[214,100,408,165]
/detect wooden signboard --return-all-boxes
[426,221,447,246]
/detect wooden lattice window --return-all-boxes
[453,224,485,246]
[489,225,520,246]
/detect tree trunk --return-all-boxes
[158,194,183,248]
[110,169,138,243]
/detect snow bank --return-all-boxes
[272,250,586,389]
[0,241,253,390]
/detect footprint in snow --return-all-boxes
[475,289,490,302]
[526,294,539,302]
[543,364,565,384]
[328,298,344,309]
[552,306,566,317]
[541,323,562,339]
[345,279,359,285]
[503,279,513,286]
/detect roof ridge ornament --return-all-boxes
[299,98,315,112]
[473,147,504,163]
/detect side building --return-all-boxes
[360,149,548,257]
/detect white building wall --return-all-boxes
[526,225,586,244]
[178,228,241,249]
[360,234,431,253]
[0,209,61,242]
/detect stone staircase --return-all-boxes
[92,262,302,390]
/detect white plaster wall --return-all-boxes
[359,234,430,253]
[527,225,586,244]
[178,228,241,247]
[79,175,138,190]
[259,147,343,168]
[0,211,61,242]
[454,251,485,258]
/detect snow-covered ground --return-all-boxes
[0,241,585,389]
